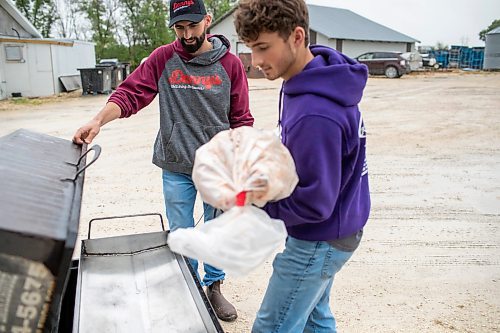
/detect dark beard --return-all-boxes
[181,31,206,53]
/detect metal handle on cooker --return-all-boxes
[73,144,101,181]
[87,213,166,239]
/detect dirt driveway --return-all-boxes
[1,72,499,332]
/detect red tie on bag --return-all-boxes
[235,191,247,207]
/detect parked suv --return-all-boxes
[355,51,409,78]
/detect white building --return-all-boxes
[210,4,419,77]
[484,27,500,70]
[0,0,95,100]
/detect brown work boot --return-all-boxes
[206,280,238,322]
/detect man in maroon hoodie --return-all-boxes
[73,0,253,322]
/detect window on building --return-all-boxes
[5,45,24,62]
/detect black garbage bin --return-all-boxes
[78,67,112,95]
[96,63,123,89]
[121,62,131,80]
[114,64,124,88]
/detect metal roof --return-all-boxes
[486,27,500,35]
[211,4,419,43]
[308,5,418,43]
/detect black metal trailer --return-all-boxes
[0,129,100,332]
[0,129,223,333]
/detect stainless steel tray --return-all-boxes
[73,214,223,333]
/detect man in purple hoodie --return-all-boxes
[73,0,254,322]
[234,0,370,331]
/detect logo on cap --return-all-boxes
[173,0,194,12]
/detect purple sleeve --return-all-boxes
[220,54,254,128]
[265,116,342,226]
[108,45,174,118]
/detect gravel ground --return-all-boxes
[1,71,499,332]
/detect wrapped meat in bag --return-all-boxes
[192,127,298,211]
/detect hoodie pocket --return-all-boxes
[203,125,227,141]
[165,123,226,165]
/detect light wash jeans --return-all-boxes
[252,236,354,333]
[162,169,225,286]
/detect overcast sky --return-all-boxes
[306,0,499,47]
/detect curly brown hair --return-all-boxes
[234,0,309,46]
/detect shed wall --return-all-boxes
[51,41,95,93]
[342,40,409,58]
[0,40,95,98]
[484,33,500,70]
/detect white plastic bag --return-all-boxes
[167,127,298,276]
[167,206,287,276]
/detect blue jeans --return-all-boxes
[162,169,225,286]
[252,236,354,333]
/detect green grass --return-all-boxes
[0,91,83,111]
[9,98,44,106]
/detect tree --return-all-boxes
[40,0,239,68]
[204,0,236,21]
[433,42,448,51]
[53,0,89,40]
[479,19,500,41]
[15,0,57,37]
[79,0,119,61]
[118,0,173,66]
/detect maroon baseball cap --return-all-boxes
[169,0,207,27]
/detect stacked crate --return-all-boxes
[470,47,485,69]
[448,45,461,68]
[429,46,484,69]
